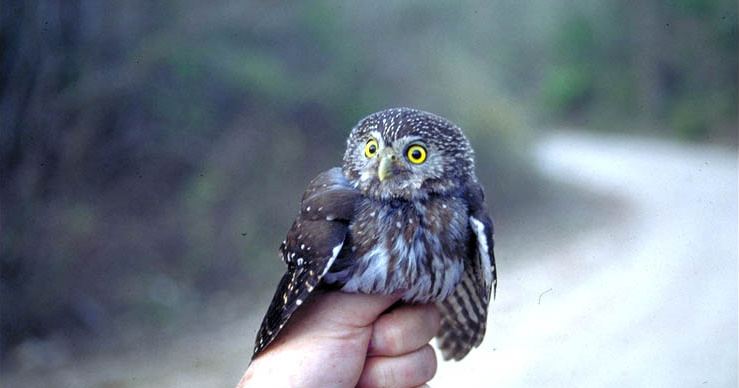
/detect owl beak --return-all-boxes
[377,151,397,182]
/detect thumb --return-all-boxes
[297,291,401,329]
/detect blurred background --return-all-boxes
[1,1,736,387]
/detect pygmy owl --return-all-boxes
[252,107,496,361]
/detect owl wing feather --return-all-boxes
[252,168,361,358]
[437,181,497,361]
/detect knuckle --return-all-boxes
[360,346,437,388]
[372,304,441,356]
[379,321,405,353]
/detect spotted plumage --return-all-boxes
[252,107,497,361]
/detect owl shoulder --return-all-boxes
[299,167,362,222]
[463,179,487,213]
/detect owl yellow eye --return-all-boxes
[364,138,379,158]
[406,144,427,164]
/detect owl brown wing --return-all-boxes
[252,168,361,359]
[437,181,497,361]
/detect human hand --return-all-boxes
[237,292,440,388]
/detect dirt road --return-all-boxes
[433,131,738,387]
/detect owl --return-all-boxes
[252,107,496,361]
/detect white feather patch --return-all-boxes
[470,216,493,288]
[321,241,344,277]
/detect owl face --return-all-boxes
[343,108,475,201]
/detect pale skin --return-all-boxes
[238,292,441,388]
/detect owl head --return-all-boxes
[342,108,475,201]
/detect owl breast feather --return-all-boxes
[322,195,469,303]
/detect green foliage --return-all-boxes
[514,0,737,137]
[541,65,593,115]
[670,90,737,141]
[669,0,717,16]
[556,15,596,61]
[539,14,597,117]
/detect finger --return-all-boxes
[280,291,401,346]
[299,291,401,329]
[357,344,437,388]
[369,304,440,357]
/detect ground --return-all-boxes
[3,130,737,387]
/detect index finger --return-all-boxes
[368,304,440,356]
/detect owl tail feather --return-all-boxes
[435,270,488,361]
